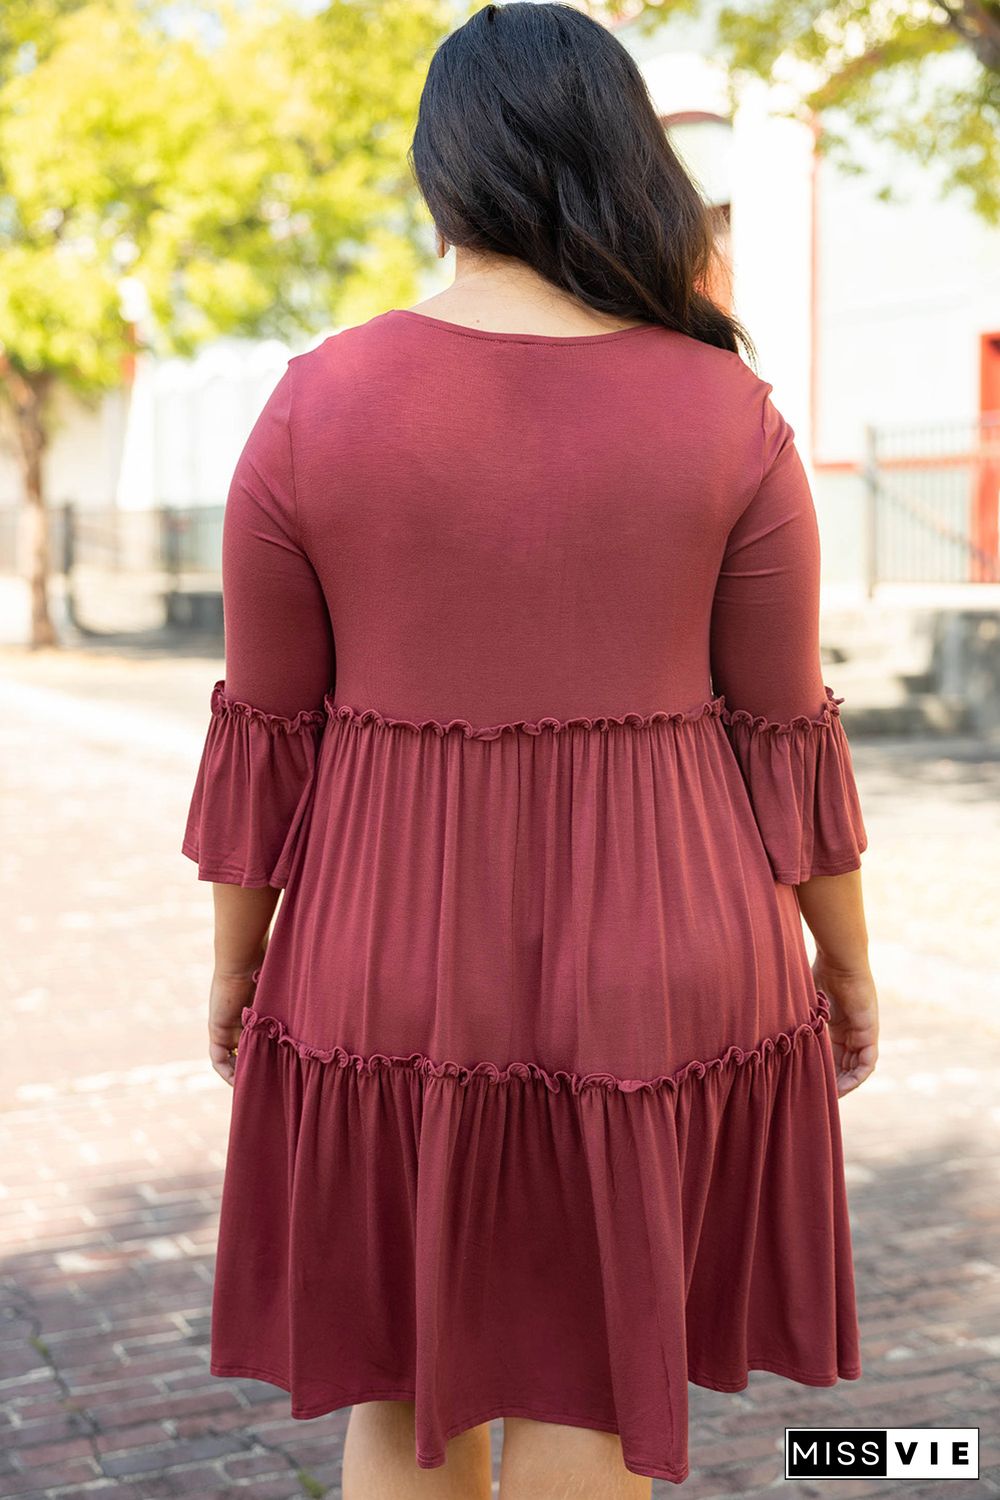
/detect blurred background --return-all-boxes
[2,0,998,1496]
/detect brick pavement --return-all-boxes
[2,644,998,1498]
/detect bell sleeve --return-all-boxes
[710,386,868,885]
[181,357,335,888]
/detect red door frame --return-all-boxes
[976,332,1000,581]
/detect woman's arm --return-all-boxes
[182,357,335,1085]
[209,885,279,1083]
[795,868,877,1095]
[710,384,878,1096]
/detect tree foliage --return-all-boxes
[0,0,451,392]
[0,0,451,643]
[594,0,1000,223]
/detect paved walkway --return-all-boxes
[2,644,998,1498]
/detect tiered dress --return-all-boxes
[182,308,868,1486]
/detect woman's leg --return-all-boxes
[498,1417,652,1500]
[341,1400,493,1500]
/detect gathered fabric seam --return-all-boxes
[237,989,832,1096]
[720,684,846,734]
[322,686,847,739]
[204,680,849,740]
[323,693,728,738]
[209,679,326,732]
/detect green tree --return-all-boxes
[0,0,450,647]
[599,1,1000,221]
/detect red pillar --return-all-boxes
[975,333,1000,582]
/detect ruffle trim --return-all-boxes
[202,682,849,741]
[239,984,831,1096]
[718,683,867,882]
[719,685,844,735]
[322,687,852,739]
[323,692,727,739]
[210,679,326,733]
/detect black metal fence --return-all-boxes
[0,501,225,576]
[863,414,1000,590]
[0,502,226,635]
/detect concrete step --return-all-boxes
[838,691,977,737]
[819,596,1000,734]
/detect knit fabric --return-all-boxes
[182,308,867,1484]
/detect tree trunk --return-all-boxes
[4,366,58,649]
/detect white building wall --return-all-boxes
[146,337,302,512]
[816,136,1000,460]
[729,85,815,452]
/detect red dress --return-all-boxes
[182,308,867,1485]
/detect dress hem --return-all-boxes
[772,851,865,884]
[208,1360,691,1480]
[209,1357,862,1483]
[180,838,283,889]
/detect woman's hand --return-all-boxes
[208,964,260,1086]
[208,884,279,1085]
[813,953,879,1098]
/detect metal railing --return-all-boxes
[0,502,226,636]
[862,414,1000,591]
[0,502,226,578]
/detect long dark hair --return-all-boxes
[409,1,755,364]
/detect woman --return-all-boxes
[182,3,879,1495]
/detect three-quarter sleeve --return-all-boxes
[182,681,327,887]
[181,357,335,887]
[710,387,868,885]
